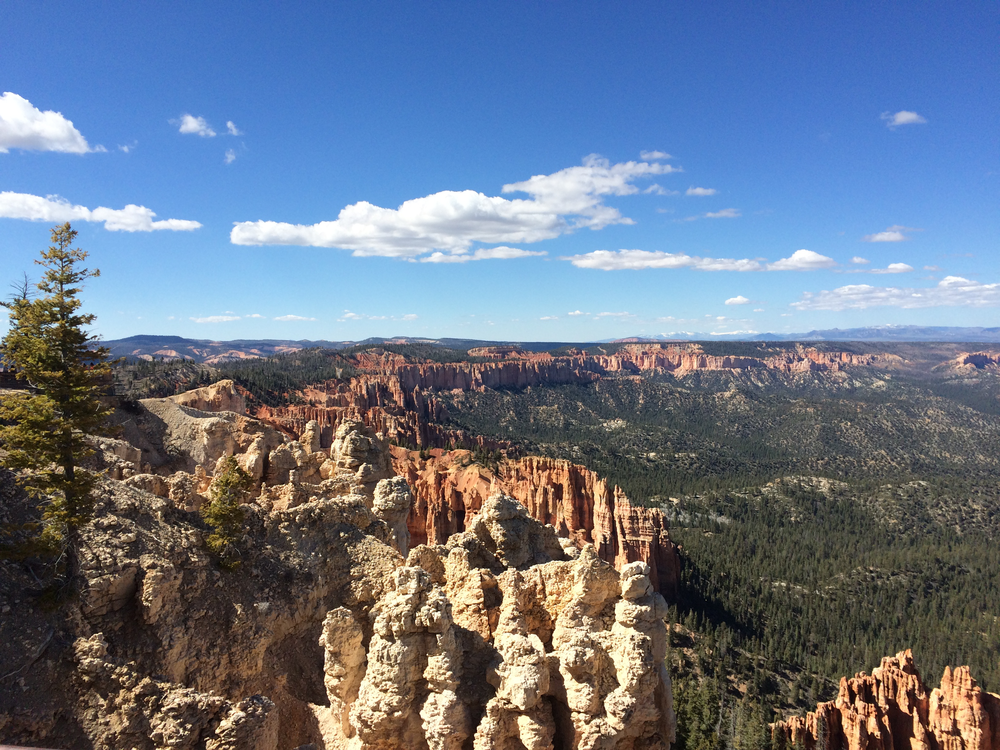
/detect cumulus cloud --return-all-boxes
[224,149,237,165]
[871,263,914,274]
[419,246,546,263]
[704,208,740,219]
[862,225,920,242]
[246,313,264,318]
[766,249,837,271]
[565,249,762,272]
[540,315,558,320]
[175,114,216,137]
[0,92,96,154]
[401,313,418,320]
[640,150,671,160]
[596,311,633,318]
[792,276,1000,310]
[753,308,764,312]
[851,256,871,265]
[230,155,679,259]
[567,310,585,316]
[881,111,927,129]
[725,295,751,305]
[686,187,718,197]
[226,121,242,136]
[0,191,201,232]
[191,315,240,324]
[275,314,316,321]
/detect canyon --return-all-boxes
[0,381,677,748]
[250,343,909,451]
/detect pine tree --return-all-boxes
[201,455,252,569]
[0,223,112,562]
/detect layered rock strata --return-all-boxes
[394,449,680,599]
[772,650,1000,750]
[252,344,901,451]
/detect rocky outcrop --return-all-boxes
[937,351,1000,375]
[0,467,403,748]
[168,379,248,414]
[395,449,680,599]
[772,650,1000,750]
[319,493,676,749]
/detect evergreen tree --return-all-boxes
[0,223,111,564]
[201,455,252,569]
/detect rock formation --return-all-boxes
[395,449,680,599]
[251,343,902,452]
[772,650,1000,750]
[319,493,676,749]
[1,384,676,749]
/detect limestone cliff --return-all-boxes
[395,449,680,599]
[772,650,1000,750]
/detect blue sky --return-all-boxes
[1,2,998,342]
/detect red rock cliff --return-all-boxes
[252,344,898,450]
[773,650,1000,750]
[392,448,680,599]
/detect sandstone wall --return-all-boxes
[393,449,680,599]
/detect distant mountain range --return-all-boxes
[102,326,1000,364]
[616,325,1000,343]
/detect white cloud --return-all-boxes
[686,187,718,197]
[340,310,418,322]
[766,249,837,271]
[881,111,927,129]
[643,184,678,195]
[119,141,137,154]
[231,155,678,259]
[419,246,546,263]
[540,316,558,320]
[567,310,585,316]
[226,121,242,136]
[640,150,671,160]
[175,114,216,137]
[792,276,1000,310]
[725,295,751,305]
[595,311,633,318]
[190,315,240,324]
[246,313,264,318]
[924,265,941,272]
[0,191,202,232]
[871,263,914,274]
[0,92,95,154]
[224,149,237,165]
[275,314,316,321]
[566,249,762,272]
[862,225,920,242]
[851,256,871,265]
[704,208,740,219]
[753,308,764,312]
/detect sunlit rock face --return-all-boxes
[773,650,1000,750]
